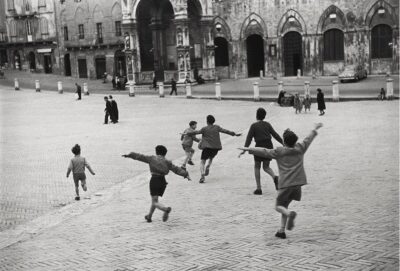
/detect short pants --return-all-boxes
[276,185,302,208]
[182,144,195,153]
[73,172,86,188]
[201,148,219,160]
[150,175,168,197]
[253,142,272,163]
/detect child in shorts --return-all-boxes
[186,115,241,183]
[181,121,200,170]
[66,144,95,201]
[122,145,190,223]
[239,123,323,239]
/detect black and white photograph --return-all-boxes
[0,0,399,270]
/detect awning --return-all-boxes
[37,48,52,53]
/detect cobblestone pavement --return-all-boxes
[0,85,398,270]
[0,69,398,99]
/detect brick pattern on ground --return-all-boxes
[0,87,398,270]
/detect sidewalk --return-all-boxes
[0,86,398,270]
[0,69,398,100]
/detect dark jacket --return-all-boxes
[110,100,119,121]
[105,101,112,113]
[317,92,326,110]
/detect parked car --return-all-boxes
[338,64,368,82]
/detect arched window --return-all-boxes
[323,29,344,61]
[9,20,16,37]
[371,24,392,59]
[7,0,15,11]
[40,18,49,39]
[214,37,229,66]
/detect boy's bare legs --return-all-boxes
[254,161,262,192]
[182,150,191,168]
[75,185,80,198]
[262,162,278,190]
[275,204,297,231]
[199,160,206,183]
[205,158,213,176]
[146,196,171,222]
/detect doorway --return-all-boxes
[44,55,52,73]
[64,54,71,76]
[246,34,264,77]
[283,31,302,76]
[114,50,126,76]
[28,52,36,70]
[78,59,88,78]
[95,57,106,79]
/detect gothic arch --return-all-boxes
[277,9,307,36]
[213,16,231,41]
[74,7,86,23]
[111,2,122,18]
[93,5,104,22]
[317,5,347,34]
[240,12,267,39]
[365,0,397,29]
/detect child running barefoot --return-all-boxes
[186,115,241,183]
[66,144,95,201]
[181,121,200,170]
[122,145,190,222]
[239,123,323,239]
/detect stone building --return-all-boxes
[121,0,399,83]
[3,0,60,73]
[58,0,125,79]
[0,1,8,66]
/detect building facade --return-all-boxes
[0,1,8,66]
[3,0,60,73]
[58,0,125,79]
[121,0,399,82]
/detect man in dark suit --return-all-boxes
[109,95,119,123]
[169,78,177,95]
[75,83,82,100]
[104,96,112,124]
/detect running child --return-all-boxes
[186,115,241,183]
[66,144,95,201]
[239,123,323,239]
[181,121,200,170]
[122,145,190,222]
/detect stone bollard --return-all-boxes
[215,82,221,100]
[386,78,394,100]
[304,81,310,96]
[35,80,40,92]
[278,81,284,95]
[234,71,238,80]
[129,81,135,97]
[158,82,164,98]
[83,83,89,95]
[14,78,20,90]
[57,81,63,94]
[253,82,260,101]
[297,69,301,78]
[259,70,263,79]
[185,82,192,98]
[332,80,339,102]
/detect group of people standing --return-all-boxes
[277,88,326,116]
[104,95,119,124]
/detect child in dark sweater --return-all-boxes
[122,145,190,222]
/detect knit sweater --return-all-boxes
[244,120,283,148]
[125,152,188,177]
[247,130,318,189]
[189,124,235,150]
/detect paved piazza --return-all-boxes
[0,86,398,270]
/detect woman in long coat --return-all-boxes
[316,88,326,116]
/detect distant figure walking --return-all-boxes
[103,96,112,124]
[379,88,386,100]
[170,78,177,95]
[66,144,95,201]
[303,94,311,112]
[316,88,326,116]
[75,83,82,100]
[109,95,119,123]
[152,74,157,91]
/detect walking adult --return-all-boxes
[239,108,283,195]
[103,96,112,124]
[109,95,119,123]
[75,83,82,100]
[316,88,326,116]
[169,78,177,95]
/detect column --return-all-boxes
[122,21,139,84]
[175,18,191,83]
[200,17,215,81]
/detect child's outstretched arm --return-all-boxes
[219,126,242,137]
[66,160,72,178]
[168,162,190,180]
[297,123,323,153]
[122,152,151,164]
[238,147,277,159]
[84,159,95,175]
